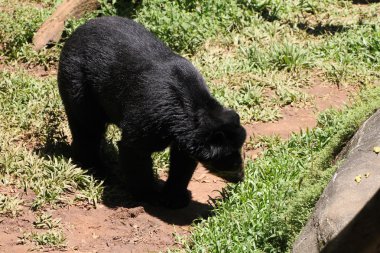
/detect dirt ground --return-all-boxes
[0,67,356,252]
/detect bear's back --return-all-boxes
[61,16,173,66]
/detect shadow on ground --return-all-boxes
[36,137,215,226]
[294,22,349,36]
[321,189,380,253]
[352,0,380,4]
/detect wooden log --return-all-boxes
[32,0,100,51]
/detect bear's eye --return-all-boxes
[211,131,226,143]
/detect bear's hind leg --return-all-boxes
[65,99,107,178]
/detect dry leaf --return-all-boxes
[355,175,362,183]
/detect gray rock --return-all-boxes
[293,109,380,253]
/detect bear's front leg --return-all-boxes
[160,144,197,209]
[118,142,159,203]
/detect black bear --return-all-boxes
[58,16,246,209]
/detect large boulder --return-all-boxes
[293,109,380,253]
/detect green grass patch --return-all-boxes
[0,70,103,210]
[0,0,60,66]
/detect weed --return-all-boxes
[76,178,104,208]
[324,63,349,87]
[275,86,310,106]
[270,43,311,71]
[0,194,23,217]
[33,213,61,229]
[19,229,66,248]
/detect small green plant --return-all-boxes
[33,213,61,229]
[243,45,271,71]
[275,86,310,106]
[76,178,104,208]
[270,43,310,71]
[0,194,23,217]
[324,63,348,87]
[245,135,282,150]
[135,0,253,53]
[19,230,66,248]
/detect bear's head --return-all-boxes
[197,109,246,183]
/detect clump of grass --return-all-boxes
[245,135,283,151]
[19,229,66,248]
[18,210,66,250]
[0,143,103,210]
[275,86,310,106]
[0,71,65,140]
[242,45,272,71]
[324,63,349,87]
[0,194,23,217]
[0,72,103,210]
[63,13,98,39]
[33,213,61,229]
[75,178,104,208]
[241,41,312,72]
[270,43,311,71]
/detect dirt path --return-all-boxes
[0,83,356,252]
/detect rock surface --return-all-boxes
[293,109,380,253]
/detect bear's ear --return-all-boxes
[222,109,240,126]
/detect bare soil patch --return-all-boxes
[0,57,58,78]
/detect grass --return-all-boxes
[0,193,23,217]
[18,211,65,249]
[1,0,380,251]
[33,213,61,229]
[0,0,60,66]
[19,229,66,248]
[0,70,103,210]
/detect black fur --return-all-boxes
[58,16,246,209]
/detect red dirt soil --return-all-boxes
[0,83,356,253]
